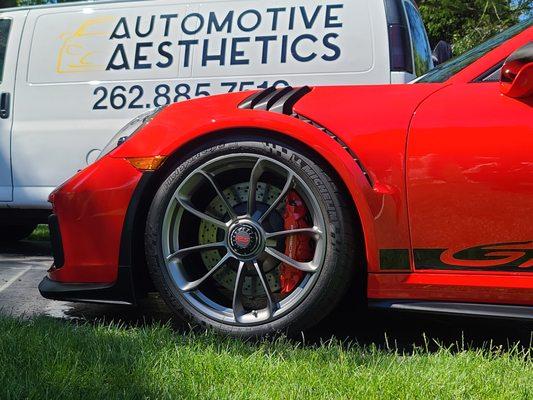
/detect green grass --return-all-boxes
[0,316,531,400]
[28,224,50,241]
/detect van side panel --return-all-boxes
[0,11,27,203]
[11,0,389,208]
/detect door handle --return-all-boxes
[0,92,10,119]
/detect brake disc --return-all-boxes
[198,182,282,296]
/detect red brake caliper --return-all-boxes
[280,190,313,294]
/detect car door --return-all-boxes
[406,80,532,303]
[0,12,25,202]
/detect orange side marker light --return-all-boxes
[126,156,167,171]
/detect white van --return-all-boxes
[0,0,435,240]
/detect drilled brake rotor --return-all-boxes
[198,182,283,296]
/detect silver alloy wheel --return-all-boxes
[161,154,327,326]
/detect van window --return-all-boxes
[403,2,432,76]
[0,19,11,83]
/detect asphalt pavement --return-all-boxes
[0,239,174,324]
[0,239,531,351]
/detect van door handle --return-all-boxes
[0,92,10,119]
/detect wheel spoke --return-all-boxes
[176,195,228,230]
[232,261,247,322]
[264,247,318,272]
[265,227,323,240]
[181,253,232,292]
[165,153,328,326]
[198,170,237,220]
[252,260,275,318]
[247,158,267,218]
[258,173,294,224]
[166,242,226,262]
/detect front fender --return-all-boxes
[112,92,382,271]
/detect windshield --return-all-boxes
[417,19,532,83]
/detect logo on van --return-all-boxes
[56,16,116,74]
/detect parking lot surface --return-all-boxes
[0,240,173,323]
[0,239,531,351]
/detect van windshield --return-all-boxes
[417,19,533,83]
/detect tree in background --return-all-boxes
[419,0,532,54]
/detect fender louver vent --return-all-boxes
[238,86,372,187]
[239,86,311,115]
[293,114,373,187]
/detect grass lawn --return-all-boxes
[28,224,50,241]
[0,316,531,400]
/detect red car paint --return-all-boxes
[47,25,533,307]
[49,157,142,283]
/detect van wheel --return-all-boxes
[0,223,38,242]
[145,138,357,337]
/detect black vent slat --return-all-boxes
[238,85,311,115]
[238,86,278,110]
[269,86,311,115]
[255,86,294,111]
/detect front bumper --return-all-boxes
[46,157,142,284]
[48,214,64,268]
[39,156,146,304]
[38,268,136,305]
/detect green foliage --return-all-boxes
[28,224,50,241]
[419,0,533,55]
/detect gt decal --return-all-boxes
[414,241,533,272]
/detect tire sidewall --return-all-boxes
[145,137,355,336]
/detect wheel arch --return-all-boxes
[123,126,373,299]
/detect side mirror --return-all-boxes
[500,42,533,99]
[432,41,452,66]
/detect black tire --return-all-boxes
[0,223,38,242]
[145,137,357,337]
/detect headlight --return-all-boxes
[97,107,164,160]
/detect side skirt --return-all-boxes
[368,300,533,321]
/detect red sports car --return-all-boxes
[40,21,532,336]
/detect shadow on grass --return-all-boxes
[59,294,533,355]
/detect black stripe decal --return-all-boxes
[379,249,410,270]
[380,242,533,272]
[414,241,533,272]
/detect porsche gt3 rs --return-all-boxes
[39,21,533,336]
